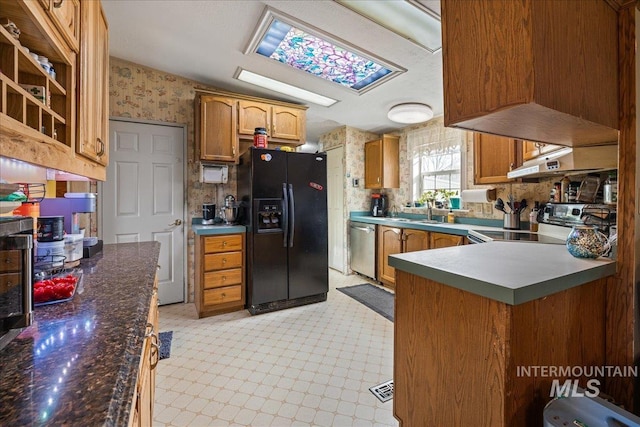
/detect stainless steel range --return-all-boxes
[541,203,616,233]
[467,227,568,244]
[468,202,616,246]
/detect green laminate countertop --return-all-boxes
[192,218,246,235]
[389,242,615,305]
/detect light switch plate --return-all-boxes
[352,178,359,187]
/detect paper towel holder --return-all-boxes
[200,163,228,184]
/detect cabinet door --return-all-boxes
[198,95,238,162]
[49,0,80,52]
[77,0,109,166]
[522,141,563,161]
[473,133,518,184]
[377,226,402,287]
[403,229,429,253]
[365,140,382,189]
[271,105,304,142]
[238,100,269,136]
[429,232,464,249]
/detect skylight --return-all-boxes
[246,7,404,94]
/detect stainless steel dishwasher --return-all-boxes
[349,221,376,280]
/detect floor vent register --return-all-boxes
[370,380,394,402]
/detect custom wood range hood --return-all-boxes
[441,0,620,147]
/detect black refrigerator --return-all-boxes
[238,148,328,315]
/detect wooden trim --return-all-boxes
[194,87,308,111]
[605,4,637,411]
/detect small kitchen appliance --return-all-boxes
[370,193,388,217]
[221,195,238,224]
[202,203,216,225]
[0,216,34,351]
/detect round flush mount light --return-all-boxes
[387,103,434,124]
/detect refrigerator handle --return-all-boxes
[288,184,295,247]
[282,183,289,247]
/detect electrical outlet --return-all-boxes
[352,178,359,187]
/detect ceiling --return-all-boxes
[101,0,443,143]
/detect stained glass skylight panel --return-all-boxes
[247,8,403,94]
[256,20,391,91]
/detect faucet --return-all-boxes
[426,202,433,221]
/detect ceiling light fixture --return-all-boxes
[335,0,442,53]
[235,69,338,107]
[387,103,434,124]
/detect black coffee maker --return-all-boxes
[370,193,388,217]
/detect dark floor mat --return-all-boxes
[158,331,173,360]
[337,284,394,321]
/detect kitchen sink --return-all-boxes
[384,218,442,224]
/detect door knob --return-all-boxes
[169,219,183,226]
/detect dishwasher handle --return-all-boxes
[350,225,375,233]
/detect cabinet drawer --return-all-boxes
[0,273,21,294]
[203,285,242,306]
[204,251,243,271]
[203,235,243,253]
[203,268,243,289]
[0,251,20,273]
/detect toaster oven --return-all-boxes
[0,216,34,351]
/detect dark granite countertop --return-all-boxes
[0,241,161,426]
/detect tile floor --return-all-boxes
[153,270,398,427]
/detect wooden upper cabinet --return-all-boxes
[77,0,108,166]
[365,135,399,189]
[441,0,619,146]
[271,105,304,142]
[238,101,305,144]
[473,133,519,184]
[522,141,563,162]
[197,94,238,163]
[238,100,269,135]
[46,0,80,53]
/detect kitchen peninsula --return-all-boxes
[389,243,615,426]
[0,242,161,426]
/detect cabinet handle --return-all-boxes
[150,336,160,369]
[145,322,154,336]
[4,258,11,263]
[222,276,226,281]
[377,177,380,183]
[221,293,226,298]
[53,0,64,8]
[222,258,227,264]
[96,138,105,156]
[222,241,227,246]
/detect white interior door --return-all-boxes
[102,120,185,305]
[327,146,345,273]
